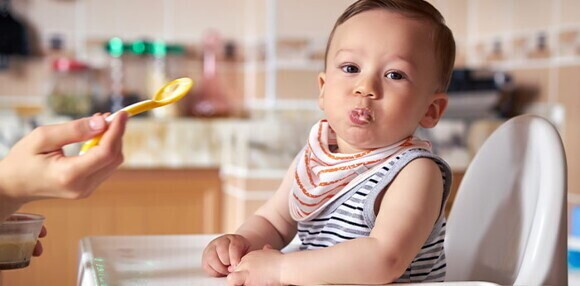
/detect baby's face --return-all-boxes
[318,9,446,153]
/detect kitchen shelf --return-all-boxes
[484,56,580,70]
[245,98,319,111]
[276,59,324,71]
[242,59,324,72]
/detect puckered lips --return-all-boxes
[349,107,373,125]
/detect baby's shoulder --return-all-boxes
[387,148,450,179]
[400,157,442,173]
[392,157,444,185]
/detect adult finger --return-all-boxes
[227,271,248,286]
[39,225,47,238]
[28,115,108,153]
[57,112,127,181]
[87,153,124,185]
[97,111,128,154]
[66,155,123,199]
[50,146,120,196]
[33,240,43,257]
[80,128,125,190]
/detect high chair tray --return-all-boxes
[77,234,501,286]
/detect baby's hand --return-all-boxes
[202,234,251,277]
[227,244,284,286]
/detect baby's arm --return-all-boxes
[202,157,298,276]
[280,158,444,285]
[235,157,298,251]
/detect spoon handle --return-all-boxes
[78,100,158,155]
[79,134,103,155]
[78,77,192,155]
[117,99,158,117]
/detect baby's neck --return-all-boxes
[329,144,339,153]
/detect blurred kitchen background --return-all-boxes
[1,0,579,285]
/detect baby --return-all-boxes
[202,0,456,284]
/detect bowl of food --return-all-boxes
[0,213,44,270]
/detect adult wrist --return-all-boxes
[0,193,24,222]
[0,163,25,221]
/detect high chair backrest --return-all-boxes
[444,114,568,285]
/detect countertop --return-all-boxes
[1,112,470,172]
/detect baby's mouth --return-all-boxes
[349,107,374,125]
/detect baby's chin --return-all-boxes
[337,132,387,152]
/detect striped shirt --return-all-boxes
[297,148,451,282]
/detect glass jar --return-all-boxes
[47,58,93,118]
[186,30,232,118]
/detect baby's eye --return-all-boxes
[341,65,359,73]
[385,71,404,80]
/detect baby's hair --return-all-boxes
[324,0,456,92]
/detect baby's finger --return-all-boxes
[205,249,229,275]
[227,271,248,286]
[228,238,248,268]
[202,260,225,277]
[263,244,273,250]
[215,241,231,267]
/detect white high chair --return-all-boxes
[444,114,568,285]
[76,115,567,286]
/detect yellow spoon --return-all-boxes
[79,77,194,155]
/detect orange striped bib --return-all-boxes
[289,120,431,221]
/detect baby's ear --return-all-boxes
[419,92,448,128]
[317,72,326,110]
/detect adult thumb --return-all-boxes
[29,115,107,153]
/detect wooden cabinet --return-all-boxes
[2,168,221,286]
[1,167,462,286]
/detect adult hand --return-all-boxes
[0,112,128,220]
[32,225,47,257]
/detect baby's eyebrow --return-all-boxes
[384,55,417,71]
[333,49,417,74]
[334,48,360,58]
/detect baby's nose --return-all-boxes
[354,85,378,98]
[354,76,381,98]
